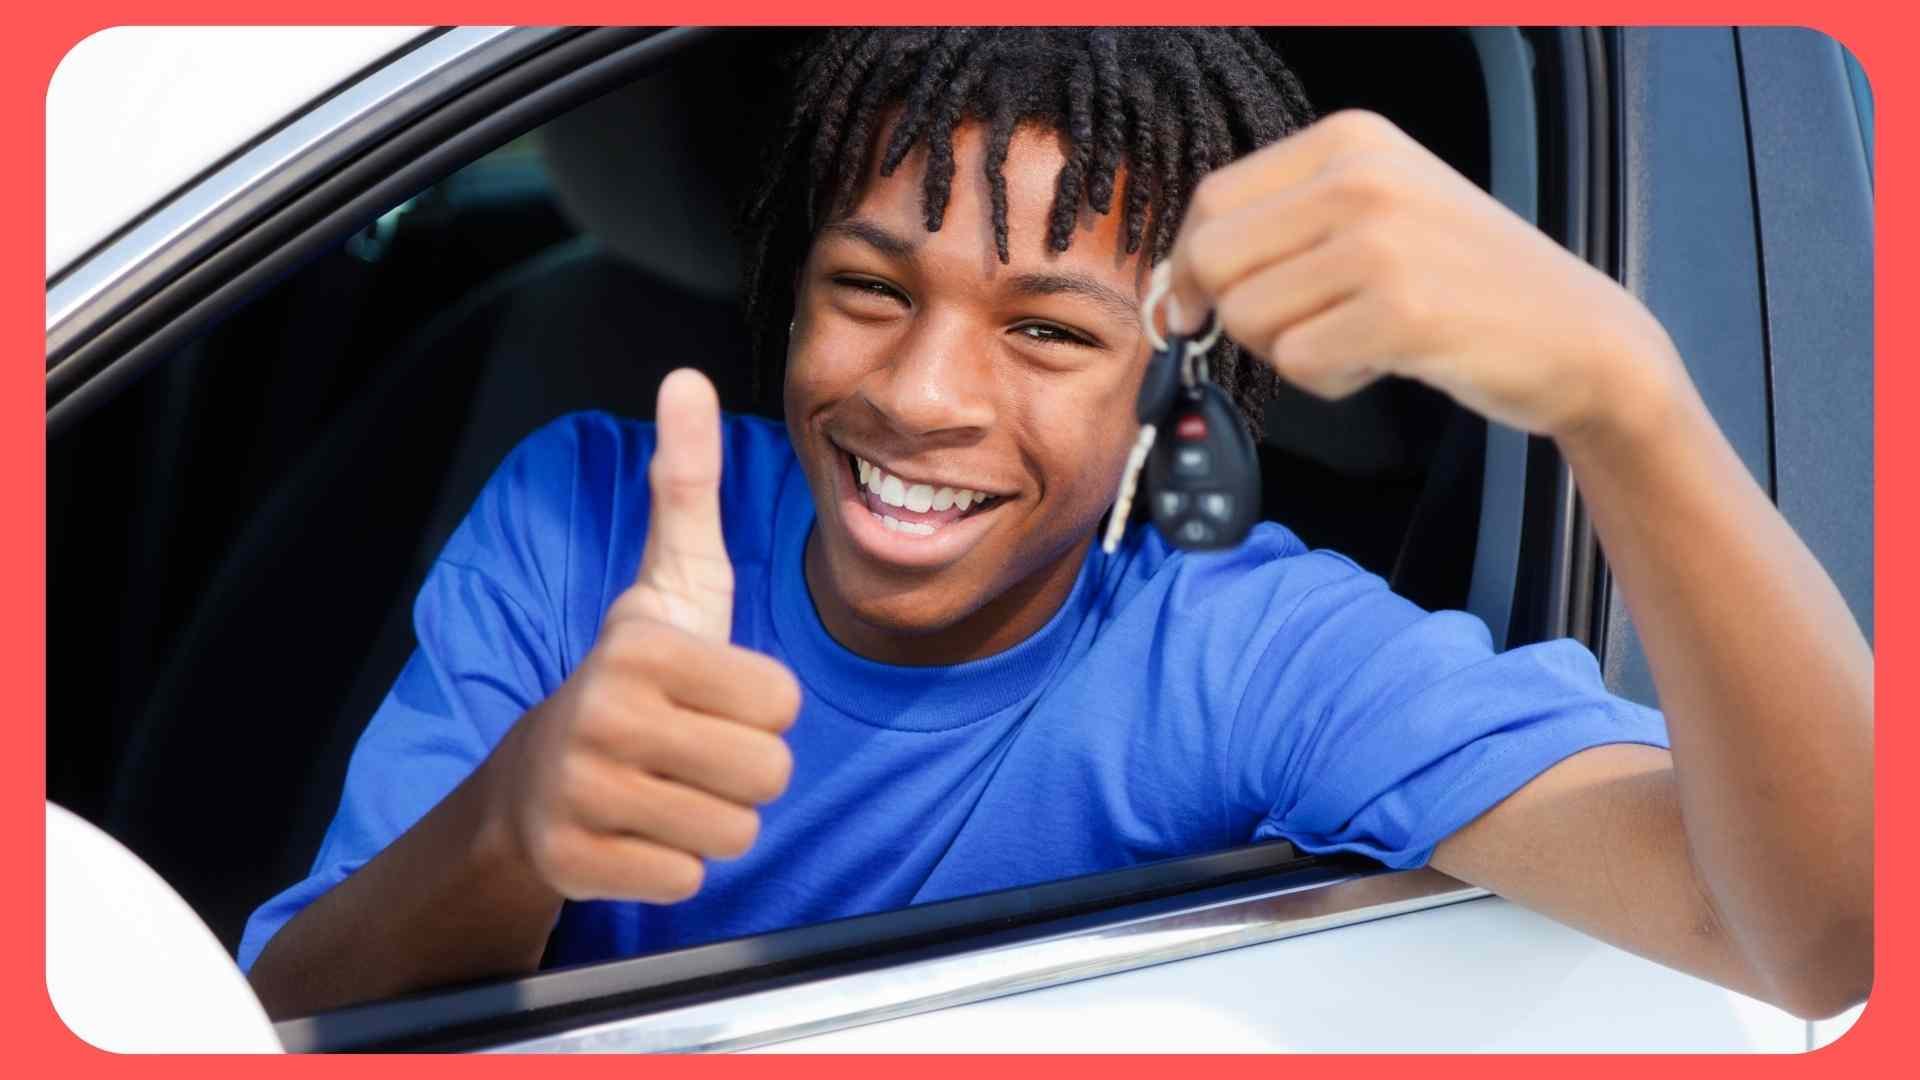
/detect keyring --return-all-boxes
[1142,261,1224,365]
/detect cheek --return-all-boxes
[1013,368,1143,521]
[783,330,866,418]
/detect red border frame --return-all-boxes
[12,3,1905,1070]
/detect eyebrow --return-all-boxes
[1009,271,1141,329]
[819,217,1141,329]
[819,217,918,258]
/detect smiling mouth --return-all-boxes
[843,450,1005,537]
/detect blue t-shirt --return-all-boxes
[238,411,1668,972]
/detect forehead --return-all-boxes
[833,113,1148,288]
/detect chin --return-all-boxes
[826,549,990,639]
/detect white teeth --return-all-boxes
[853,454,996,514]
[876,513,934,537]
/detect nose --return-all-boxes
[859,311,998,439]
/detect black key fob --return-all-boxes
[1145,381,1261,550]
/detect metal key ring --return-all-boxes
[1143,261,1225,359]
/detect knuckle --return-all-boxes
[650,853,706,903]
[529,826,582,888]
[763,664,803,729]
[1272,330,1330,387]
[1327,108,1397,144]
[1345,220,1402,278]
[743,736,794,804]
[641,712,694,773]
[714,807,761,858]
[1215,277,1264,332]
[599,607,659,653]
[1384,282,1433,335]
[1185,221,1236,297]
[1327,160,1396,213]
[573,681,629,743]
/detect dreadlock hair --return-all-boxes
[739,28,1317,430]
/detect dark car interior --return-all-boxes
[48,28,1502,956]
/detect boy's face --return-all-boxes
[785,118,1152,664]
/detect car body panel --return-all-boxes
[47,26,430,278]
[1738,27,1875,644]
[1603,27,1776,706]
[758,896,1804,1052]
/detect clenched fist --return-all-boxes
[482,369,801,904]
[1163,109,1692,444]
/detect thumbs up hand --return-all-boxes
[481,369,801,906]
[619,369,737,643]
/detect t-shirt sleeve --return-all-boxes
[235,414,611,973]
[1228,551,1669,869]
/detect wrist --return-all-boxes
[467,721,565,917]
[1552,323,1698,469]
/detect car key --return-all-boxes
[1143,378,1261,550]
[1103,264,1262,553]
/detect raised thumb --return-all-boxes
[635,368,733,641]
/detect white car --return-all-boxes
[46,26,1872,1052]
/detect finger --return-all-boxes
[546,828,707,904]
[1267,292,1402,400]
[637,368,733,641]
[1212,236,1367,358]
[1191,110,1407,220]
[570,760,763,860]
[599,619,801,733]
[1164,111,1405,329]
[592,704,795,806]
[653,644,802,734]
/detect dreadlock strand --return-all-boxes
[1118,64,1159,256]
[1047,53,1097,252]
[829,35,931,217]
[809,31,887,216]
[920,31,994,233]
[1184,28,1280,147]
[879,29,972,176]
[1084,29,1127,215]
[982,64,1026,264]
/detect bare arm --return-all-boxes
[246,743,563,1018]
[1163,110,1872,1020]
[1434,373,1872,1019]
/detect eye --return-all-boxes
[1012,321,1097,348]
[831,275,909,305]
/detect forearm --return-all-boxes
[1559,357,1873,1014]
[246,744,564,1019]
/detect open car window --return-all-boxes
[46,27,1610,1048]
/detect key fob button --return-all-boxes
[1155,491,1190,519]
[1173,446,1211,477]
[1198,492,1233,522]
[1177,519,1217,546]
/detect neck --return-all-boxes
[803,531,1093,667]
